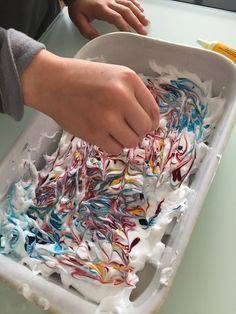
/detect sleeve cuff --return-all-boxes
[0,28,45,121]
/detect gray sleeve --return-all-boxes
[0,28,45,121]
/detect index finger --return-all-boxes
[134,76,160,131]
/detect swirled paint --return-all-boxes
[0,70,224,303]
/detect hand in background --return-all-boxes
[21,50,159,155]
[68,0,149,39]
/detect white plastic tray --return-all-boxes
[0,33,236,314]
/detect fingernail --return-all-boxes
[90,32,99,39]
[144,16,150,24]
[141,27,148,35]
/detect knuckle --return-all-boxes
[112,12,123,22]
[120,67,137,82]
[95,1,105,11]
[120,6,130,15]
[124,1,132,9]
[108,81,127,101]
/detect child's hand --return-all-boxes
[21,50,159,155]
[68,0,149,39]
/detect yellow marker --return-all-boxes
[197,39,236,63]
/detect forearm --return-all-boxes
[0,27,45,120]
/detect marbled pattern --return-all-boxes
[0,71,224,301]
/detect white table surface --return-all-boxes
[0,1,236,313]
